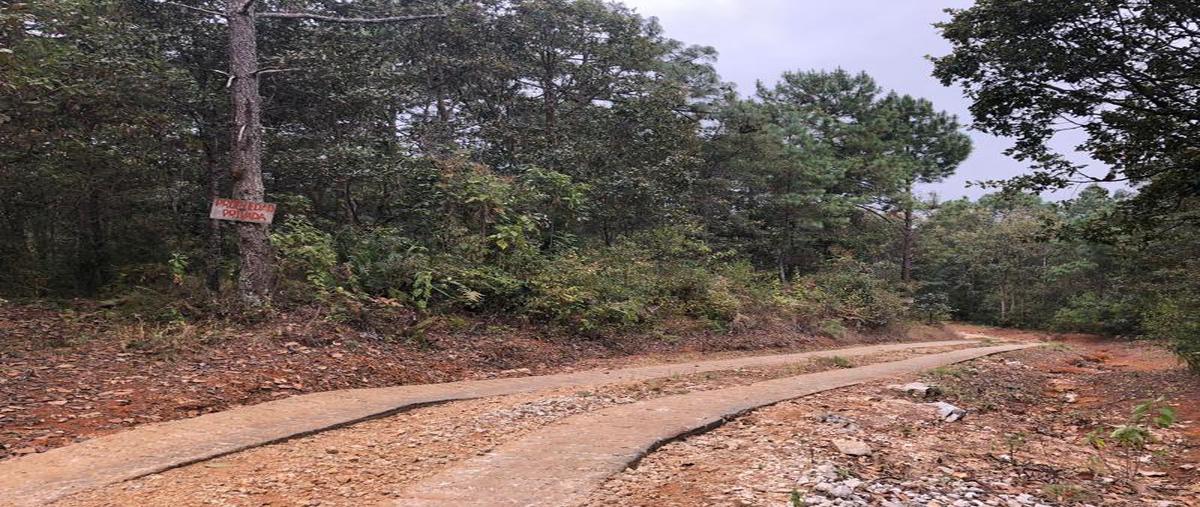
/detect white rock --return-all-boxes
[928,401,967,422]
[831,439,872,456]
[815,463,839,480]
[889,382,936,398]
[828,484,854,498]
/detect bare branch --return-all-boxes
[160,1,226,17]
[236,0,256,14]
[855,203,899,225]
[256,68,301,76]
[256,11,445,24]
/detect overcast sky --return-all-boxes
[619,0,1106,201]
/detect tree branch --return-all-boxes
[160,1,226,17]
[256,11,445,24]
[236,0,256,14]
[255,68,301,76]
[855,203,899,224]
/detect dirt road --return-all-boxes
[7,327,1198,507]
[9,340,977,506]
[590,326,1200,506]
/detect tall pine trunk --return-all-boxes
[228,0,272,304]
[901,206,914,282]
[202,133,223,292]
[900,181,915,283]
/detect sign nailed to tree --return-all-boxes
[210,198,277,224]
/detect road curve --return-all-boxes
[396,344,1034,507]
[0,339,976,506]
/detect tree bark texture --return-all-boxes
[901,207,914,282]
[202,134,223,292]
[228,0,272,304]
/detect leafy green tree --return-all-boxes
[930,1,1200,365]
[932,0,1200,233]
[917,195,1057,326]
[703,69,968,282]
[0,0,195,294]
[873,93,971,281]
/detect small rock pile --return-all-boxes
[793,463,1061,507]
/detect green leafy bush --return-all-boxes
[1050,292,1139,335]
[524,252,653,333]
[521,225,751,334]
[1087,397,1177,479]
[912,292,952,324]
[777,257,907,331]
[1141,297,1200,371]
[271,216,346,304]
[272,213,908,338]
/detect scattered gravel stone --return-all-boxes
[889,381,939,398]
[817,413,859,432]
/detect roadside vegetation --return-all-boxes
[0,0,1196,368]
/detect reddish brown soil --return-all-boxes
[593,326,1199,506]
[954,323,1200,487]
[0,302,950,460]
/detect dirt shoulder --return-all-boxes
[0,302,957,460]
[592,328,1200,506]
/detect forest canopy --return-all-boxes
[1,0,1197,368]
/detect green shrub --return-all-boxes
[345,228,424,297]
[912,292,952,324]
[524,252,652,332]
[1141,296,1200,371]
[817,318,847,339]
[271,216,341,299]
[522,225,750,333]
[1050,292,1138,335]
[776,257,907,330]
[345,226,530,312]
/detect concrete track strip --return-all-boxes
[396,343,1034,507]
[0,339,975,506]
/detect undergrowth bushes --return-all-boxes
[242,187,914,338]
[1142,296,1200,371]
[80,163,915,340]
[774,257,907,332]
[264,215,913,337]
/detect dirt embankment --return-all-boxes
[0,302,955,460]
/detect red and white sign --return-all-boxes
[209,198,277,224]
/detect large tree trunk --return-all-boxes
[541,51,557,146]
[900,206,914,282]
[998,278,1008,322]
[228,0,272,304]
[77,179,108,295]
[202,133,223,292]
[899,181,916,283]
